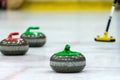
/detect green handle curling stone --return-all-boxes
[21,26,46,47]
[50,44,86,73]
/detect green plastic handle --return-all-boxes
[26,27,39,32]
[24,27,40,35]
[64,44,70,53]
[55,44,81,56]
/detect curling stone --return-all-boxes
[20,27,46,47]
[0,32,29,55]
[50,44,86,73]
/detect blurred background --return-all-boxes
[0,0,120,11]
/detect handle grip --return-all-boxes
[26,27,39,32]
[64,44,70,52]
[8,32,19,39]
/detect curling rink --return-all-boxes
[0,10,120,80]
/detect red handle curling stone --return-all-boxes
[0,32,29,56]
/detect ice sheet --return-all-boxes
[0,10,120,80]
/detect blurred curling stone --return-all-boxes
[0,32,29,55]
[21,26,46,47]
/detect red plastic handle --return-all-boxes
[8,32,19,40]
